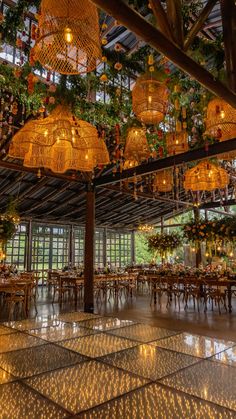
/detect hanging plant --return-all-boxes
[147,232,181,257]
[183,217,236,244]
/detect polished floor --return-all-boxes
[0,310,236,418]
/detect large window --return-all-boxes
[32,225,69,270]
[5,223,132,271]
[74,227,84,266]
[107,230,132,268]
[95,229,104,268]
[5,224,27,270]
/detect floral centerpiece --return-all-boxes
[147,232,181,259]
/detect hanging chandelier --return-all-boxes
[204,97,236,142]
[123,127,150,169]
[166,130,188,155]
[184,160,229,191]
[132,72,169,125]
[153,169,173,193]
[9,105,110,173]
[138,224,154,233]
[33,0,101,74]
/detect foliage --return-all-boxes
[135,232,153,264]
[183,217,236,243]
[148,232,181,256]
[0,219,17,242]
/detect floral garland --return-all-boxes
[183,217,236,243]
[147,233,181,257]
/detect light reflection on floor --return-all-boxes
[0,311,235,418]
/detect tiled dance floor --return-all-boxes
[0,312,236,418]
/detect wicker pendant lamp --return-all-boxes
[34,0,101,74]
[132,73,169,125]
[184,160,229,191]
[9,105,110,173]
[166,130,188,155]
[123,127,150,169]
[204,97,236,141]
[153,169,173,193]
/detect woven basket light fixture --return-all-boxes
[9,105,110,173]
[123,127,150,169]
[184,160,229,191]
[34,0,101,74]
[153,169,173,193]
[166,130,188,155]
[132,73,169,125]
[204,97,236,141]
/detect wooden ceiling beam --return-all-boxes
[91,0,236,106]
[149,0,173,41]
[184,0,218,50]
[95,138,236,186]
[166,0,184,48]
[0,159,85,184]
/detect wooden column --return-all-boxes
[26,219,32,271]
[84,185,95,312]
[221,0,236,92]
[194,208,201,268]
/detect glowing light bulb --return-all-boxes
[230,251,233,257]
[44,130,48,137]
[220,110,225,119]
[135,130,138,135]
[163,179,166,184]
[175,140,179,145]
[205,252,209,257]
[64,27,73,44]
[85,154,88,160]
[217,246,221,251]
[148,95,152,104]
[72,137,75,143]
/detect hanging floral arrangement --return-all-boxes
[182,217,236,244]
[147,232,181,258]
[0,200,20,242]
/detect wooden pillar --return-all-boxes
[194,208,201,268]
[221,0,236,92]
[84,185,95,312]
[26,219,32,271]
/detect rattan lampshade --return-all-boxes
[123,127,150,169]
[153,169,173,193]
[34,0,101,74]
[132,73,169,125]
[166,131,188,155]
[204,97,236,141]
[9,105,110,173]
[184,160,229,191]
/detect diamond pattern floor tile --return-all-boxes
[212,346,236,367]
[79,317,135,331]
[108,324,178,343]
[0,382,68,418]
[151,332,235,358]
[27,322,97,342]
[4,318,63,331]
[161,359,236,411]
[0,367,15,385]
[79,382,235,419]
[25,360,148,414]
[59,333,138,358]
[0,325,15,335]
[57,311,101,323]
[0,332,45,353]
[0,343,85,378]
[101,344,199,380]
